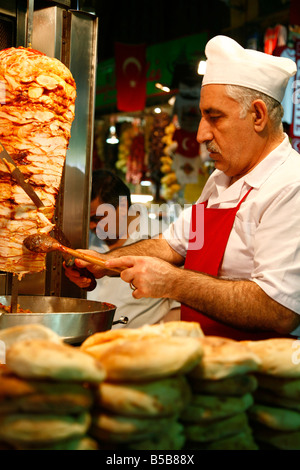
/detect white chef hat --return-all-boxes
[202,35,297,103]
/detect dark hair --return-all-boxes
[91,169,131,208]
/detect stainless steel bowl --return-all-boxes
[0,295,120,344]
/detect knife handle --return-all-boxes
[64,257,97,292]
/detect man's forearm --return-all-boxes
[107,236,184,265]
[168,268,300,334]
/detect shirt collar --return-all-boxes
[200,134,292,205]
[244,134,292,189]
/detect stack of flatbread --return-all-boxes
[181,336,261,450]
[243,338,300,450]
[80,321,204,450]
[0,324,106,450]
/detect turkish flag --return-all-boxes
[172,128,200,158]
[115,42,147,112]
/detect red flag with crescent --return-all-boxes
[115,42,147,112]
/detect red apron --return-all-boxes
[181,188,285,340]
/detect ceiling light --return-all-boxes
[106,125,119,144]
[131,194,154,203]
[155,83,171,93]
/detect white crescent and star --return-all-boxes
[122,57,143,88]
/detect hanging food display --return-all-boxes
[159,122,181,201]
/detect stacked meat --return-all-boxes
[0,47,76,275]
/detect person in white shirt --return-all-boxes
[66,169,180,328]
[65,36,300,340]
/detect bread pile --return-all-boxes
[243,338,300,450]
[182,336,261,450]
[0,47,76,275]
[80,321,204,450]
[0,325,105,450]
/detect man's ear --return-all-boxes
[251,99,268,132]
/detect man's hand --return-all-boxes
[105,256,179,299]
[63,249,115,289]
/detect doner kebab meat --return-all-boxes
[0,47,76,275]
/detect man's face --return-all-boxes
[197,84,258,180]
[90,196,102,233]
[89,195,127,241]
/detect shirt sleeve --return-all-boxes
[251,182,300,317]
[162,206,193,257]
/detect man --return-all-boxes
[65,36,300,340]
[66,169,180,328]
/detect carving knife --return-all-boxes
[0,142,96,291]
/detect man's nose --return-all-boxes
[197,118,213,144]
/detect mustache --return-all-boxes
[206,142,221,153]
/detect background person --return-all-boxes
[65,169,180,328]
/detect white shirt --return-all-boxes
[163,135,300,335]
[87,230,180,329]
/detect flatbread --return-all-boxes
[126,422,185,450]
[181,393,254,423]
[91,413,179,443]
[0,381,93,414]
[97,376,191,417]
[0,324,62,349]
[242,338,300,378]
[183,411,249,443]
[16,436,99,450]
[0,412,91,444]
[248,404,300,431]
[81,321,204,351]
[189,374,258,396]
[189,336,260,380]
[253,388,300,412]
[251,423,300,450]
[256,374,300,400]
[6,339,106,383]
[83,336,203,382]
[185,428,258,450]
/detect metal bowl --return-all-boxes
[0,295,119,344]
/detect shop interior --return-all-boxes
[0,0,298,302]
[91,0,299,211]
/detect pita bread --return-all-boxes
[181,393,254,423]
[0,412,91,444]
[249,404,300,431]
[0,372,37,398]
[189,336,260,380]
[189,374,258,396]
[185,428,258,450]
[251,423,300,450]
[16,436,99,450]
[81,321,203,351]
[125,422,185,450]
[253,388,300,412]
[183,411,249,443]
[91,412,178,443]
[0,381,93,414]
[256,374,300,400]
[242,338,300,378]
[6,339,106,383]
[0,324,62,349]
[84,336,203,382]
[96,376,191,417]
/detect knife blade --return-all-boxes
[0,143,44,208]
[0,142,96,291]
